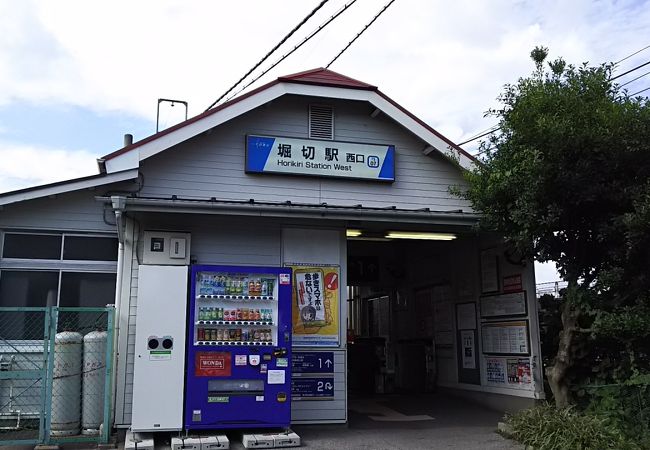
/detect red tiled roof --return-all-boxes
[278,68,377,90]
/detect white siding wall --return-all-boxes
[116,216,284,425]
[0,189,120,232]
[283,228,347,424]
[138,96,472,212]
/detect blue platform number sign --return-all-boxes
[292,352,334,373]
[291,377,334,400]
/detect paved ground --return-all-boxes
[2,393,522,449]
[290,393,522,450]
[138,393,521,450]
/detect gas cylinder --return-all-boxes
[81,330,108,435]
[51,331,83,436]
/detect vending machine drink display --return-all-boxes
[185,265,293,430]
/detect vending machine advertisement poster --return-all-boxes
[289,265,340,347]
[195,352,231,377]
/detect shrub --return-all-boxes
[503,403,639,450]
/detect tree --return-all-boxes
[460,47,650,407]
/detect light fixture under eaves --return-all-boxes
[385,231,457,241]
[346,229,362,237]
[347,236,393,242]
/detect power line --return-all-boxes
[222,0,359,104]
[205,0,330,111]
[326,0,397,69]
[630,86,650,96]
[615,44,650,65]
[457,125,501,146]
[610,60,650,81]
[619,70,650,88]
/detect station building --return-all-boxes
[0,68,544,428]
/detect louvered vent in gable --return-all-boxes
[309,104,334,140]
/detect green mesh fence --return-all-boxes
[0,307,114,446]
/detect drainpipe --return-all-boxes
[110,196,127,426]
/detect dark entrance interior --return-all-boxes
[346,235,469,396]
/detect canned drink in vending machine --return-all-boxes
[216,329,223,341]
[198,328,205,341]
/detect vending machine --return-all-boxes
[184,265,293,430]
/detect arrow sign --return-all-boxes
[292,352,334,373]
[291,377,335,400]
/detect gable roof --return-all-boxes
[101,68,476,173]
[0,169,138,207]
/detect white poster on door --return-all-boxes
[461,330,476,369]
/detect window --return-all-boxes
[0,270,59,307]
[60,272,116,308]
[63,236,118,261]
[0,231,118,308]
[2,233,62,259]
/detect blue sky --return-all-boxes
[1,0,650,282]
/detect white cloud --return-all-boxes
[0,0,649,195]
[0,141,98,192]
[0,0,647,136]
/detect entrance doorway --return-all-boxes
[346,236,462,397]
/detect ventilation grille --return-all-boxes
[309,105,334,140]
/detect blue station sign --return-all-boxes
[246,135,395,182]
[291,376,334,400]
[292,351,334,374]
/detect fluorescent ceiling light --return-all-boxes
[385,231,456,240]
[347,236,393,242]
[346,229,362,237]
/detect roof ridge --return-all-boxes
[278,67,377,90]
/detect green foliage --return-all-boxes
[461,53,650,286]
[459,48,650,407]
[504,403,640,449]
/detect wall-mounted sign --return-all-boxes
[292,351,334,373]
[461,330,476,369]
[456,302,477,330]
[484,356,532,390]
[502,274,523,293]
[481,320,530,355]
[480,250,500,293]
[246,135,395,182]
[291,376,335,400]
[480,291,527,318]
[289,265,340,347]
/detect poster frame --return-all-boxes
[480,249,500,294]
[479,290,528,319]
[287,263,340,347]
[480,319,531,356]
